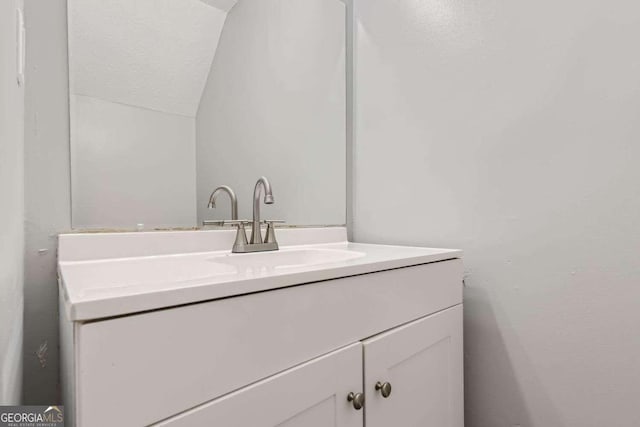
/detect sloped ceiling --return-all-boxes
[68,0,238,117]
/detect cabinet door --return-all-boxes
[156,343,363,427]
[363,305,463,427]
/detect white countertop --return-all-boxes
[58,228,461,321]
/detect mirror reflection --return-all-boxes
[68,0,346,229]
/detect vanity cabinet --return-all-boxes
[364,305,463,427]
[157,305,462,427]
[158,343,364,427]
[60,254,463,427]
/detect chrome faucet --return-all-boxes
[228,176,282,253]
[250,176,274,244]
[203,178,282,253]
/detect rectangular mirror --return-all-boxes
[68,0,346,229]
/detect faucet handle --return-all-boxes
[219,220,251,252]
[261,220,285,224]
[233,222,249,249]
[263,220,284,245]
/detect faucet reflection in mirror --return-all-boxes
[203,186,238,227]
[208,185,238,220]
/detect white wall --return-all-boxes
[22,0,70,404]
[69,96,197,229]
[70,95,196,229]
[0,0,25,405]
[197,0,346,225]
[352,0,640,426]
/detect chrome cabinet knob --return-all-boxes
[375,381,392,398]
[347,392,365,410]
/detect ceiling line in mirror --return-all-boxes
[199,0,238,12]
[68,0,236,117]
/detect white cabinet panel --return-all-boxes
[363,306,463,427]
[156,343,363,427]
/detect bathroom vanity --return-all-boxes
[60,1,463,425]
[58,227,463,426]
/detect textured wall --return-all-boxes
[22,0,70,404]
[352,0,640,426]
[197,0,346,226]
[0,0,25,405]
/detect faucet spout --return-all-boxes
[251,176,274,244]
[208,185,238,220]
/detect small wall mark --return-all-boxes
[36,341,48,368]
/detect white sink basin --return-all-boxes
[208,248,365,271]
[58,227,462,321]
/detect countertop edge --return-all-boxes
[62,249,462,322]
